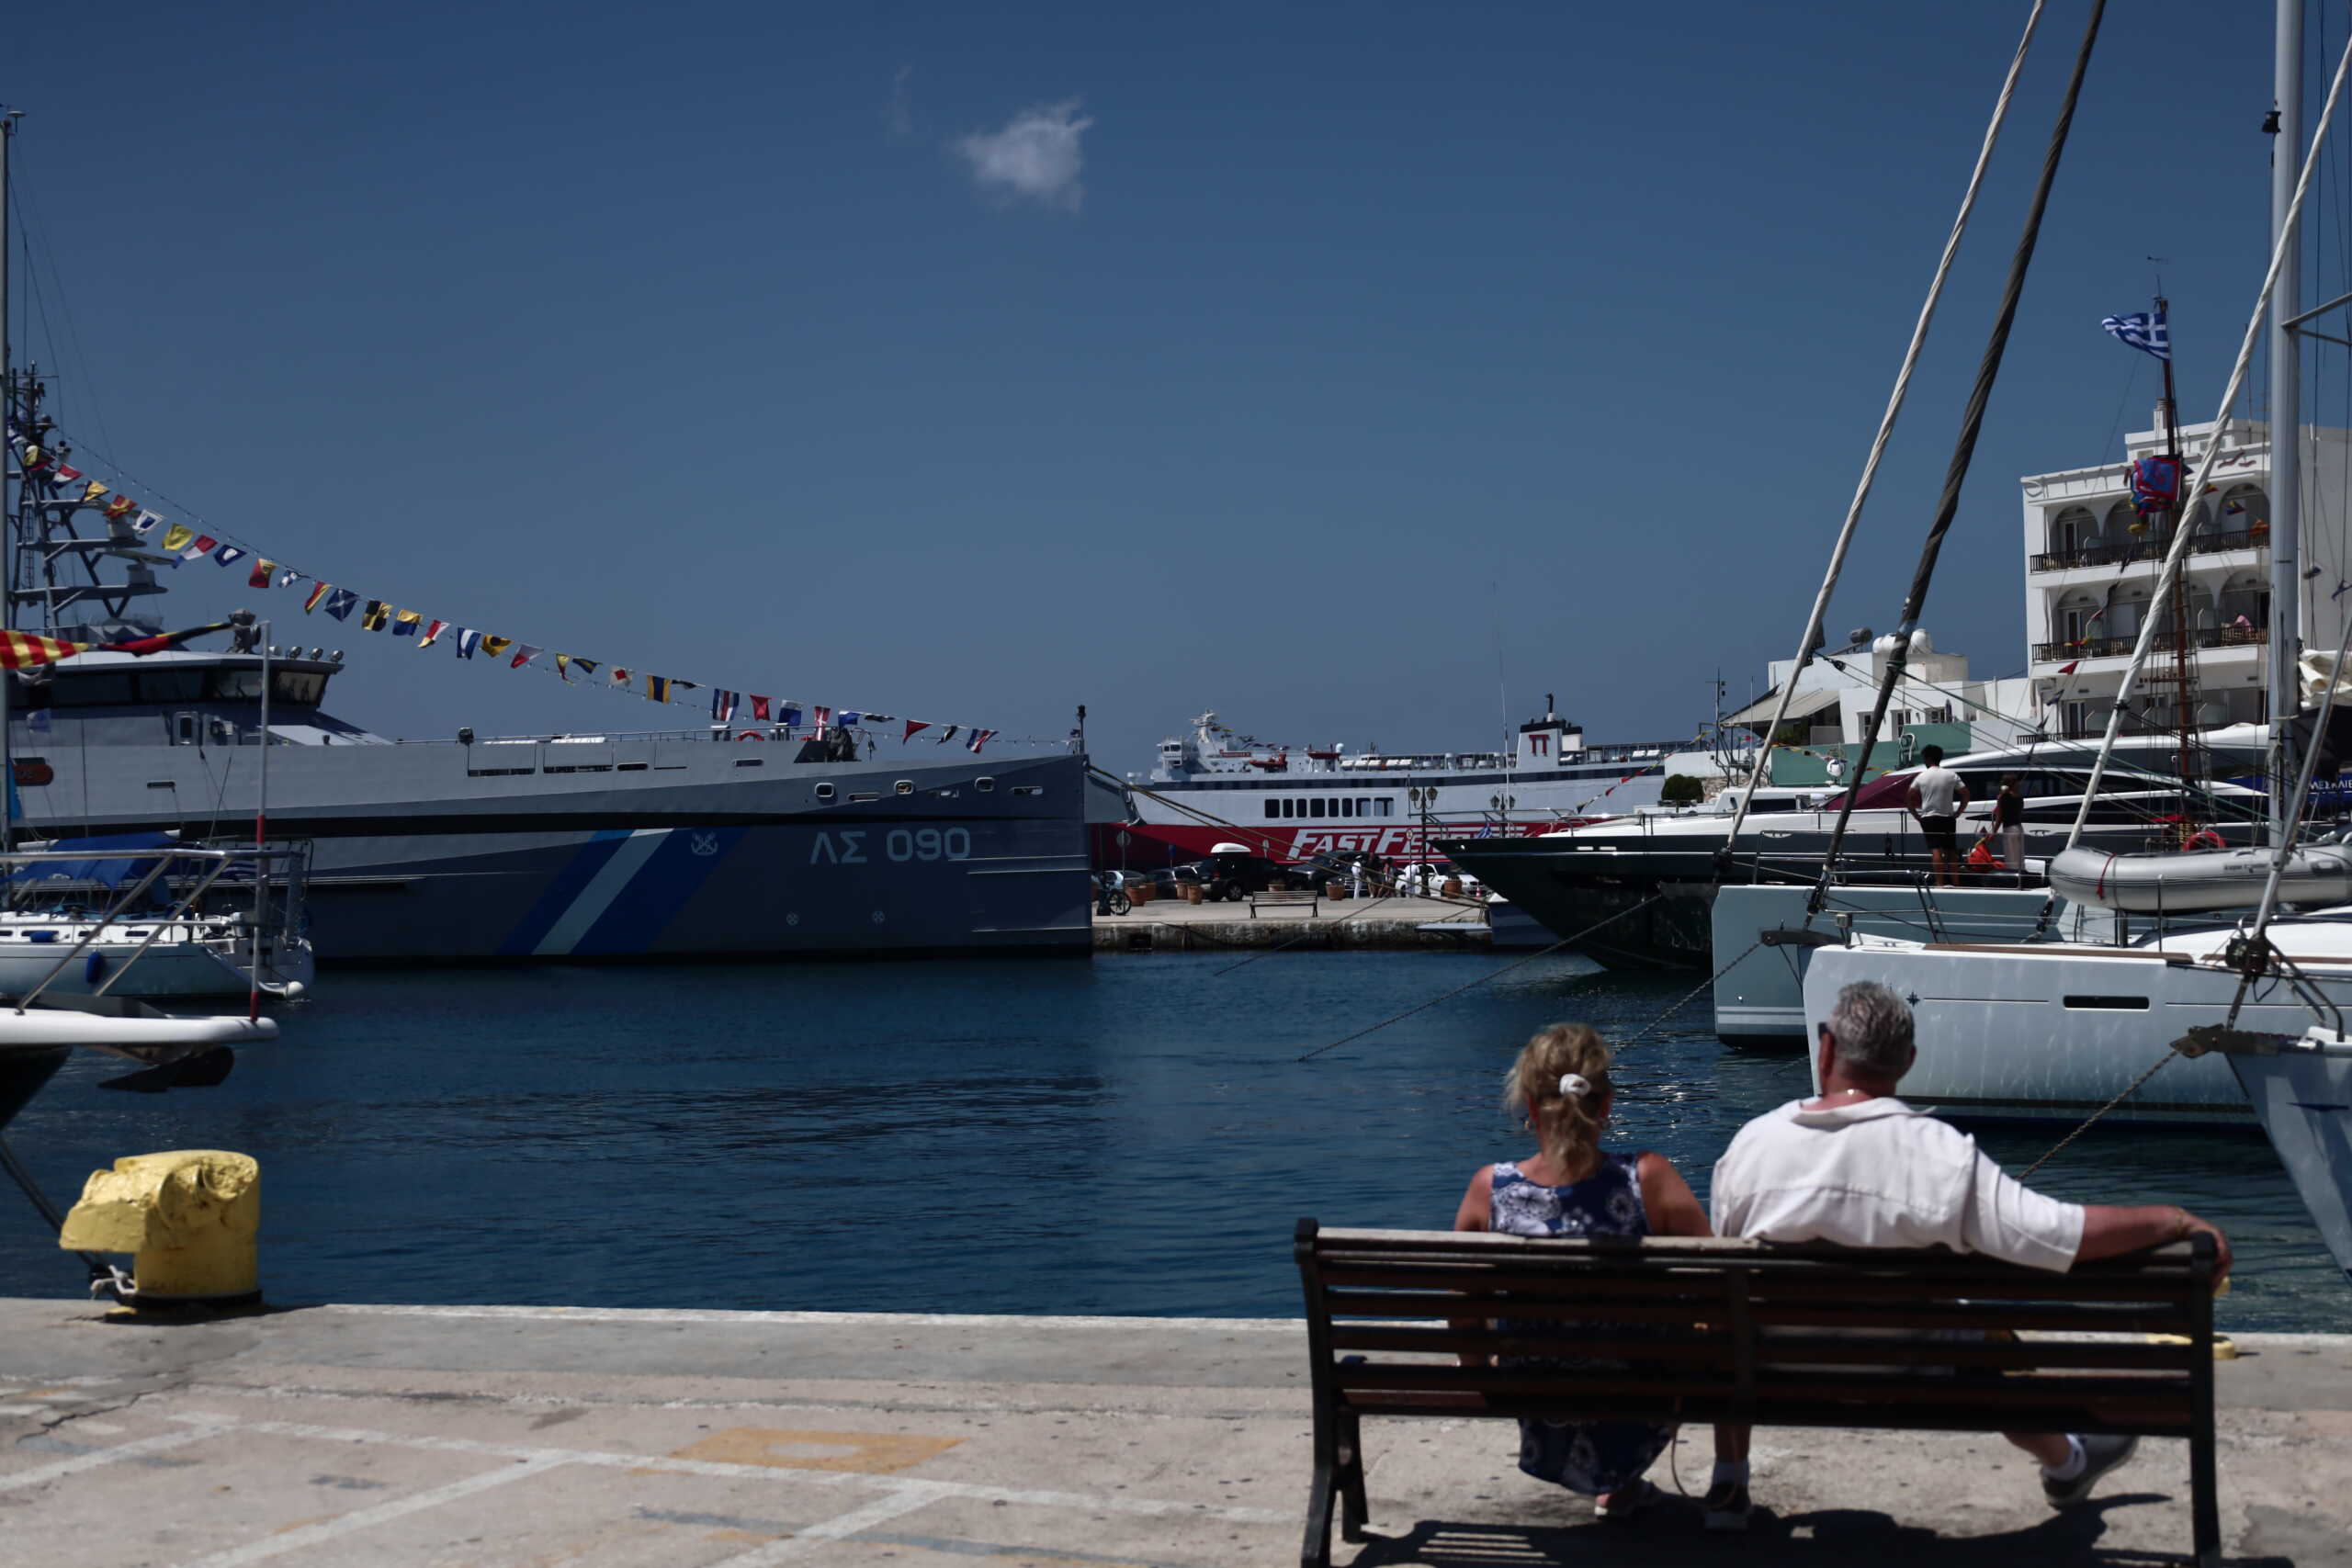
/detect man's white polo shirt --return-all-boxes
[1711,1095,2085,1272]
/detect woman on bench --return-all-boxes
[1452,1023,1754,1530]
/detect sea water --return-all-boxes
[0,953,2342,1331]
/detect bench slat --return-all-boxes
[1339,1389,2196,1438]
[1332,1364,2192,1416]
[1318,1291,2194,1336]
[1317,1264,2196,1304]
[1326,1326,2198,1371]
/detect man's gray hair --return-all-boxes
[1824,979,1915,1079]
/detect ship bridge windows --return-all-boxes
[30,667,327,709]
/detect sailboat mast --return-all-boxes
[0,110,16,854]
[2269,0,2304,839]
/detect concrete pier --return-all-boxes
[3,1297,2347,1565]
[1093,895,1492,953]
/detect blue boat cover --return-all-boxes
[11,832,181,889]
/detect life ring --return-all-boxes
[736,730,763,741]
[2183,829,2225,851]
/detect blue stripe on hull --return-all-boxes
[496,829,634,956]
[571,827,748,954]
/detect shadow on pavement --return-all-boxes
[1340,1491,2297,1566]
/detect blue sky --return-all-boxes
[6,1,2342,770]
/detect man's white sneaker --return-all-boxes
[2043,1434,2139,1508]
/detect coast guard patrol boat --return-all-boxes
[5,419,1089,964]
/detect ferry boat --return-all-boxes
[1098,705,1731,872]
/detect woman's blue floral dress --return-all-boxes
[1488,1152,1675,1495]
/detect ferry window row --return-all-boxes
[1263,796,1395,819]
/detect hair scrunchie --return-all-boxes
[1557,1073,1591,1099]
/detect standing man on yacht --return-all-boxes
[1905,745,1969,887]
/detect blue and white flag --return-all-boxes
[711,689,739,722]
[2102,310,2169,362]
[452,627,481,660]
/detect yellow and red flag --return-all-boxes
[0,630,90,669]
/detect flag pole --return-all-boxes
[2153,294,2207,835]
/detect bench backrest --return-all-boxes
[1295,1222,2214,1438]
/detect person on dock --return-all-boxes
[1452,1024,1753,1530]
[1905,744,1970,887]
[1710,980,2233,1517]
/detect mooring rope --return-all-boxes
[1615,939,1769,1050]
[1295,895,1662,1063]
[2017,1047,2182,1179]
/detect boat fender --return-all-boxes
[84,952,106,986]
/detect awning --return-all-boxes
[1723,687,1841,729]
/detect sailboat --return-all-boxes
[1805,4,2352,1137]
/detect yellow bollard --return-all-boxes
[59,1150,261,1304]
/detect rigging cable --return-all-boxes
[1815,0,2112,902]
[1295,895,1660,1063]
[2058,26,2352,853]
[1721,0,2053,850]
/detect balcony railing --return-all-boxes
[2032,624,2269,662]
[2030,526,2267,573]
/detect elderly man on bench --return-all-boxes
[1710,978,2234,1519]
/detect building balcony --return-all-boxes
[2030,526,2267,573]
[2032,625,2268,663]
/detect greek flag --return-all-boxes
[2102,310,2169,362]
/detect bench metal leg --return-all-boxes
[1338,1408,1369,1542]
[1301,1456,1337,1568]
[2190,1431,2221,1568]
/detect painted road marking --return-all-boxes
[704,1489,938,1564]
[670,1427,963,1474]
[168,1454,569,1568]
[163,1411,1288,1523]
[0,1424,227,1492]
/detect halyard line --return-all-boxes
[164,1413,1288,1524]
[167,1455,569,1568]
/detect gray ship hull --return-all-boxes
[14,735,1090,962]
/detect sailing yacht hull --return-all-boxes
[1803,941,2262,1125]
[2225,1033,2352,1282]
[1708,885,2113,1045]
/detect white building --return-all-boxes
[2020,415,2352,739]
[1725,631,2039,785]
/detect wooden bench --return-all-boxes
[1250,888,1321,919]
[1295,1221,2218,1568]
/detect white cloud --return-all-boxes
[884,66,914,141]
[952,99,1092,212]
